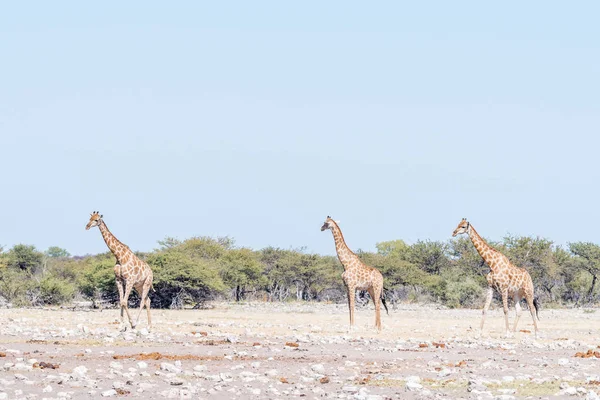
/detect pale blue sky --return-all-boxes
[1,2,600,256]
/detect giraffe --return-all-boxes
[86,211,154,331]
[321,216,388,331]
[452,218,539,338]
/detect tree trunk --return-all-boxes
[588,274,597,302]
[235,285,241,302]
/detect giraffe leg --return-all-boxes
[501,290,511,337]
[115,279,126,329]
[145,296,152,331]
[513,294,523,333]
[134,281,151,329]
[121,282,135,330]
[369,287,382,332]
[525,295,539,338]
[347,287,356,331]
[479,286,493,338]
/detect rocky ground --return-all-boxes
[0,302,599,399]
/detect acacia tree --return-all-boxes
[502,235,564,302]
[45,247,71,258]
[220,248,265,301]
[7,244,43,273]
[568,242,600,303]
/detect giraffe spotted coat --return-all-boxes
[452,218,539,337]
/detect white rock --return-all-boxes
[138,383,154,391]
[137,361,148,369]
[193,365,207,372]
[502,376,515,383]
[169,378,184,386]
[342,386,359,393]
[101,389,117,397]
[406,376,421,383]
[563,387,578,396]
[160,362,181,374]
[43,385,53,393]
[109,361,123,370]
[406,381,423,391]
[587,390,600,400]
[558,358,570,366]
[72,366,88,377]
[311,364,325,374]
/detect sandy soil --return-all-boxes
[1,302,600,399]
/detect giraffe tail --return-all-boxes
[533,297,540,320]
[381,287,389,315]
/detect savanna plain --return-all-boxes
[1,302,599,400]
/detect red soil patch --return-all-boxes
[574,349,600,359]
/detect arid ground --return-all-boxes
[1,302,599,399]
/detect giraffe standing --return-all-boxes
[452,218,539,338]
[86,211,154,331]
[321,216,388,331]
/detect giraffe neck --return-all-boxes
[467,224,501,272]
[97,220,128,259]
[329,222,359,270]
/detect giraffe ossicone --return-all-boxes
[86,211,154,331]
[321,216,388,331]
[452,218,540,338]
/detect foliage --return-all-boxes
[7,244,43,272]
[38,275,76,304]
[45,246,71,258]
[2,232,600,308]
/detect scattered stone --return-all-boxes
[406,381,423,391]
[311,364,325,374]
[342,386,359,393]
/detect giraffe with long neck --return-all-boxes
[452,218,539,338]
[86,211,154,331]
[321,216,388,331]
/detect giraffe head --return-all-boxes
[86,211,104,230]
[452,218,470,237]
[320,216,339,231]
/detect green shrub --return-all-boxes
[0,268,33,306]
[39,276,76,305]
